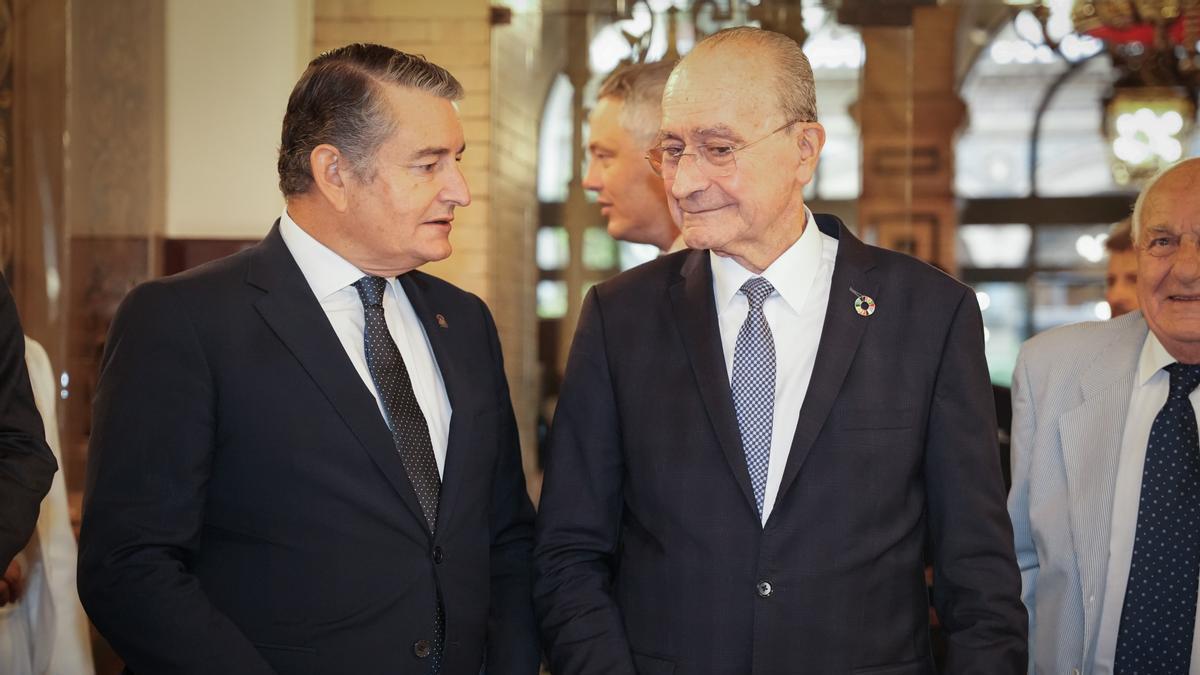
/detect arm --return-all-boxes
[77,282,275,674]
[0,273,57,570]
[924,288,1028,673]
[533,288,636,675]
[1007,346,1039,671]
[478,299,541,674]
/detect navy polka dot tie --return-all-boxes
[354,276,444,674]
[731,277,776,518]
[353,276,441,530]
[1115,362,1200,674]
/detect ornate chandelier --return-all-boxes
[1071,0,1200,184]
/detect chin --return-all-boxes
[416,241,453,266]
[607,219,638,244]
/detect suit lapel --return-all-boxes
[774,216,877,513]
[246,225,432,534]
[398,273,471,534]
[1058,313,1145,645]
[669,250,759,517]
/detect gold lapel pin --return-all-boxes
[850,286,875,317]
[436,314,449,329]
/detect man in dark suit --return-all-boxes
[0,273,57,604]
[78,44,538,674]
[534,27,1026,674]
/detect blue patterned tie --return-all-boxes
[353,276,444,674]
[1115,362,1200,675]
[730,277,776,518]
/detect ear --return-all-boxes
[310,144,350,212]
[794,122,826,183]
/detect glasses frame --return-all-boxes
[645,118,805,178]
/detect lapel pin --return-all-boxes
[850,286,876,317]
[436,314,449,329]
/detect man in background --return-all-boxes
[79,44,538,674]
[1011,157,1200,673]
[583,60,682,254]
[1106,216,1139,318]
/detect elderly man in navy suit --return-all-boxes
[535,26,1026,675]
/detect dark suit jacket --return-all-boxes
[534,215,1026,675]
[0,272,57,569]
[78,225,539,675]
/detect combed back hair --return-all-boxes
[1105,217,1133,253]
[277,43,464,197]
[687,26,818,124]
[597,60,678,147]
[1132,157,1200,240]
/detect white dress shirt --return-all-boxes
[279,209,452,476]
[710,208,837,525]
[1094,331,1200,674]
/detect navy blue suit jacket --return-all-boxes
[79,225,538,674]
[535,215,1026,674]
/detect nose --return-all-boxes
[443,162,471,208]
[668,154,710,200]
[582,156,603,193]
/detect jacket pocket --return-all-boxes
[838,407,915,431]
[254,641,318,675]
[852,657,932,675]
[632,650,676,675]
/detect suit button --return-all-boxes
[433,546,444,564]
[413,639,432,658]
[756,581,773,597]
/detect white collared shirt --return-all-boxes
[1094,331,1200,674]
[278,209,451,476]
[710,208,838,525]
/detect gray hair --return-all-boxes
[278,43,463,197]
[597,60,678,148]
[687,26,819,124]
[1132,157,1200,240]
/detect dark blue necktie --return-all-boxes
[1115,362,1200,674]
[353,276,443,674]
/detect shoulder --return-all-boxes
[1021,312,1141,367]
[863,243,973,305]
[118,245,257,318]
[591,249,689,302]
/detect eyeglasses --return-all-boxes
[645,119,804,179]
[1141,231,1200,258]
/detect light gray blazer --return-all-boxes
[1009,310,1148,675]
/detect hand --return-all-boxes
[0,559,22,606]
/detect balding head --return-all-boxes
[681,26,818,126]
[1133,157,1200,240]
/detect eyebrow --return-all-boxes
[657,124,746,145]
[409,144,466,160]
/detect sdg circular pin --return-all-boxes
[850,286,875,317]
